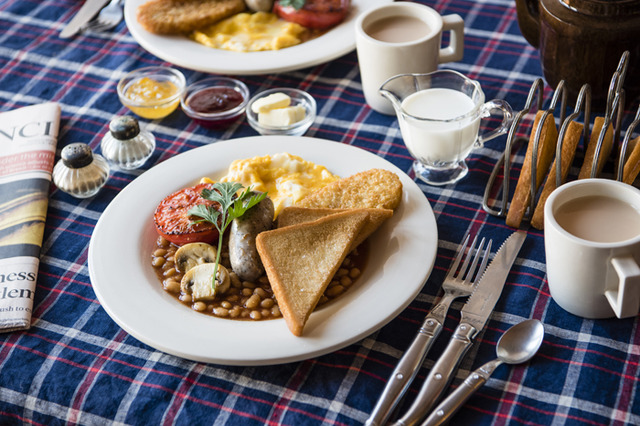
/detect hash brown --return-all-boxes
[137,0,246,35]
[297,169,403,211]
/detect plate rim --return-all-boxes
[88,136,437,365]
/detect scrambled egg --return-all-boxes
[191,12,307,52]
[213,153,340,217]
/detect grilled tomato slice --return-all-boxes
[273,0,350,30]
[154,183,222,245]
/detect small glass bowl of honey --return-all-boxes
[117,66,186,120]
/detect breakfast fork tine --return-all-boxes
[83,0,123,33]
[365,234,492,426]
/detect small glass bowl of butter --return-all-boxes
[117,66,186,120]
[246,88,316,137]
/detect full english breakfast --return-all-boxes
[150,153,402,336]
[137,0,351,52]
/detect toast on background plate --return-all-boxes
[276,206,393,250]
[256,210,369,337]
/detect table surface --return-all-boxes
[1,0,639,425]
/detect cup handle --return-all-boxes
[476,99,514,147]
[439,14,465,64]
[605,255,640,318]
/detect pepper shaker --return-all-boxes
[53,143,110,198]
[101,116,155,170]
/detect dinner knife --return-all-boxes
[60,0,110,39]
[393,230,526,426]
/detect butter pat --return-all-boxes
[258,105,306,126]
[252,92,291,113]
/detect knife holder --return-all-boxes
[482,51,639,224]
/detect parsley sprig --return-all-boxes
[188,182,267,290]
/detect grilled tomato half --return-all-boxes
[154,183,222,245]
[273,0,350,30]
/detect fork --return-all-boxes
[83,0,123,33]
[365,234,492,426]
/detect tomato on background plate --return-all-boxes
[154,183,222,245]
[273,0,351,30]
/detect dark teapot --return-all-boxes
[516,0,640,110]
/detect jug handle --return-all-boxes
[476,99,514,146]
[515,0,541,48]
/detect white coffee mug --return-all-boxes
[355,2,464,115]
[544,179,640,319]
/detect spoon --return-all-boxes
[421,319,545,426]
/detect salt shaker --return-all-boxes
[100,116,155,170]
[53,143,110,198]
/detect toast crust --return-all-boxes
[623,135,640,185]
[578,116,614,179]
[276,206,393,250]
[530,120,583,229]
[505,111,558,228]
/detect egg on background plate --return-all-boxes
[191,12,308,52]
[207,152,340,216]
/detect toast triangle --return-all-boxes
[256,210,369,336]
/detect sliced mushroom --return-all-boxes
[180,264,231,301]
[174,242,218,273]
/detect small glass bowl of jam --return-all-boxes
[118,66,186,120]
[180,77,250,129]
[246,87,316,137]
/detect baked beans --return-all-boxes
[151,235,367,321]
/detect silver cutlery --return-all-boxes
[366,234,492,426]
[60,0,110,38]
[393,230,527,426]
[83,0,124,33]
[421,318,544,426]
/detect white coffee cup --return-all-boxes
[355,2,464,115]
[544,179,640,319]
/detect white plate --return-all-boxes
[124,0,392,75]
[88,136,437,365]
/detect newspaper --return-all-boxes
[0,102,60,333]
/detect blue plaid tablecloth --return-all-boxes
[1,0,639,425]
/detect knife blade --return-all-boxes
[393,230,526,426]
[60,0,110,39]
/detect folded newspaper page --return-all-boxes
[0,102,60,333]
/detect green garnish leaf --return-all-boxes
[278,0,305,10]
[188,204,220,227]
[188,182,267,291]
